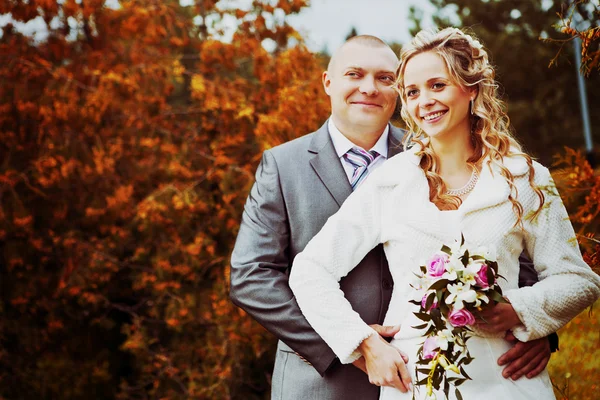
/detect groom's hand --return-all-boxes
[476,303,521,333]
[357,333,412,392]
[498,332,551,380]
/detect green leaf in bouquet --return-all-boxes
[489,290,507,304]
[459,366,472,380]
[409,299,421,306]
[441,244,452,254]
[439,302,450,317]
[416,377,429,385]
[413,323,429,330]
[460,250,470,266]
[471,255,485,261]
[486,265,495,287]
[462,355,474,365]
[414,311,432,321]
[425,292,436,310]
[428,279,450,291]
[420,265,427,274]
[416,359,431,365]
[460,233,465,246]
[433,372,442,388]
[417,368,432,374]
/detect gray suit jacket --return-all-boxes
[230,121,404,399]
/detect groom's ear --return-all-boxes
[322,71,332,96]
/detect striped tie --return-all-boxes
[343,147,380,190]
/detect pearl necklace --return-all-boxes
[446,166,479,197]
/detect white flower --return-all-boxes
[442,255,465,281]
[435,329,455,350]
[462,258,487,285]
[474,292,490,308]
[472,245,497,262]
[445,282,477,310]
[449,239,465,255]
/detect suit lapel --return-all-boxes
[308,122,407,207]
[388,124,405,158]
[308,122,352,207]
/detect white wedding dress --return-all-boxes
[289,146,600,400]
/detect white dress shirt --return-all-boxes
[328,118,389,186]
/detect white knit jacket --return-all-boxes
[289,145,600,364]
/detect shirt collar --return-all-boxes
[328,118,389,159]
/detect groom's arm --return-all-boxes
[229,150,337,376]
[498,254,558,380]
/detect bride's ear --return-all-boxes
[470,86,479,102]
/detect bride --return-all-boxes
[288,27,600,400]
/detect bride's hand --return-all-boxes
[476,303,522,333]
[353,324,409,374]
[357,333,412,392]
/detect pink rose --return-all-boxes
[422,337,439,359]
[448,308,476,327]
[426,253,449,277]
[421,292,438,311]
[474,264,491,288]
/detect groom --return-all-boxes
[230,35,553,399]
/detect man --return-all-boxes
[230,35,553,399]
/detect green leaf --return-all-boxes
[428,279,449,291]
[416,377,429,385]
[441,244,452,254]
[459,366,472,380]
[414,312,432,321]
[413,323,429,330]
[425,292,436,310]
[456,388,464,400]
[486,264,495,286]
[489,290,506,304]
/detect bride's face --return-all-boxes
[401,51,474,142]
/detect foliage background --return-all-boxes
[0,0,598,399]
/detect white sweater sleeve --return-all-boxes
[504,164,600,341]
[288,175,387,364]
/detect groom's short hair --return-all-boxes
[327,35,396,71]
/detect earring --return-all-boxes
[470,99,474,115]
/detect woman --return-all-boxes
[288,27,600,400]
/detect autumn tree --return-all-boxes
[0,0,329,399]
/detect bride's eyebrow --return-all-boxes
[404,77,449,88]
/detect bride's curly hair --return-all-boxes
[394,27,543,225]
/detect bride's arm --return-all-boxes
[288,174,389,364]
[503,164,600,341]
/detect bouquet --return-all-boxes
[410,235,506,400]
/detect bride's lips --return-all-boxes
[421,110,448,123]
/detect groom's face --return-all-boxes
[323,42,398,134]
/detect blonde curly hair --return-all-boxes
[395,27,543,224]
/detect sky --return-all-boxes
[287,0,438,53]
[0,0,439,52]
